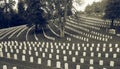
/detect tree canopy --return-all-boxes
[104,0,120,28]
[85,0,107,18]
[104,0,120,20]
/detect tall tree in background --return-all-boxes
[0,5,5,28]
[104,0,120,28]
[3,0,16,27]
[85,0,107,18]
[18,0,25,16]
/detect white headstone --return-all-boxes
[89,66,94,69]
[90,59,94,64]
[116,48,119,52]
[24,46,27,50]
[14,54,17,60]
[12,66,17,69]
[96,48,99,51]
[103,44,106,47]
[64,56,67,61]
[63,50,66,54]
[102,38,105,41]
[76,65,80,69]
[75,51,78,55]
[83,52,86,56]
[69,51,72,55]
[56,45,58,49]
[91,52,94,57]
[42,53,45,58]
[87,43,89,47]
[80,58,84,63]
[3,65,7,69]
[34,47,37,51]
[64,63,68,69]
[109,44,112,48]
[56,55,59,60]
[35,52,38,56]
[51,45,53,48]
[49,54,52,58]
[78,47,80,50]
[5,48,8,52]
[82,43,85,47]
[39,48,42,52]
[0,51,3,57]
[51,49,53,53]
[56,61,61,68]
[45,48,48,52]
[115,44,118,48]
[30,56,34,63]
[103,68,107,69]
[28,51,31,55]
[97,44,100,47]
[61,46,64,49]
[10,46,12,49]
[46,44,49,48]
[23,50,26,54]
[110,61,114,67]
[113,54,117,58]
[38,58,41,64]
[99,60,103,65]
[10,49,13,53]
[14,46,17,49]
[72,57,76,62]
[16,49,19,54]
[57,50,59,54]
[90,47,93,51]
[84,47,87,51]
[66,46,69,50]
[105,53,109,58]
[47,60,51,66]
[103,48,106,52]
[22,55,25,61]
[72,45,75,50]
[29,47,32,50]
[109,48,113,52]
[7,53,10,58]
[19,46,22,50]
[92,43,94,47]
[59,43,61,46]
[98,53,101,57]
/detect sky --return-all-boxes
[73,0,102,11]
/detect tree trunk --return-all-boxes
[110,19,114,29]
[60,0,68,38]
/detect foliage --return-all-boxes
[104,0,120,28]
[85,0,107,18]
[104,0,120,20]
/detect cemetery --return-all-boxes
[0,0,120,69]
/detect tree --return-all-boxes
[2,0,16,27]
[18,0,25,16]
[0,6,5,28]
[85,0,107,18]
[26,0,48,31]
[104,0,120,28]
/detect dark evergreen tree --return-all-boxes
[26,0,47,31]
[104,0,120,28]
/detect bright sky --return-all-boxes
[73,0,102,11]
